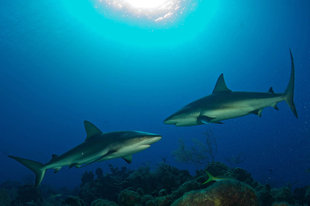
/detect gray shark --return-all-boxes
[9,121,162,186]
[164,50,297,126]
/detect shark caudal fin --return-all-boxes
[9,155,46,187]
[284,49,298,118]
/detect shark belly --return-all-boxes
[45,148,108,170]
[203,107,252,122]
[102,145,151,161]
[175,117,200,126]
[164,110,201,126]
[204,96,284,122]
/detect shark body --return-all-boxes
[9,121,162,186]
[164,50,297,126]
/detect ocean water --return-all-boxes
[0,0,309,192]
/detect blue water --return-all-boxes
[0,0,309,189]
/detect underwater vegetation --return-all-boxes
[173,129,217,166]
[1,161,310,206]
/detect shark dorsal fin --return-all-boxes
[84,120,102,140]
[212,74,232,94]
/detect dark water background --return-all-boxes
[0,0,309,189]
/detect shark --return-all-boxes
[9,120,162,186]
[164,50,297,126]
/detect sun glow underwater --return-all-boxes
[62,0,218,47]
[98,0,185,23]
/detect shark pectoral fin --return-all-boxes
[54,167,62,173]
[252,109,263,117]
[69,163,81,168]
[213,121,224,124]
[77,151,112,168]
[272,103,279,111]
[198,115,214,124]
[122,155,133,164]
[212,74,232,94]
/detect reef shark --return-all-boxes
[9,121,162,186]
[164,50,297,126]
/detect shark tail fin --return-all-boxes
[203,171,216,185]
[9,155,46,187]
[284,49,298,118]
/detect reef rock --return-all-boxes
[118,189,141,206]
[271,202,291,206]
[11,185,42,205]
[91,198,118,206]
[145,195,173,206]
[171,180,258,206]
[271,186,293,203]
[228,167,256,186]
[305,186,310,205]
[256,184,274,206]
[170,179,202,200]
[63,195,86,206]
[0,189,11,206]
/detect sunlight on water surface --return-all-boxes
[97,0,184,22]
[61,0,218,47]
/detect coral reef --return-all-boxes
[256,184,274,206]
[11,185,42,205]
[91,199,118,206]
[171,179,258,206]
[304,186,310,205]
[271,202,291,206]
[1,161,310,206]
[79,165,132,203]
[62,195,86,206]
[0,188,11,206]
[271,186,294,204]
[118,189,141,206]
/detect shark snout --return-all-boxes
[134,131,162,145]
[164,119,175,125]
[149,135,162,143]
[143,135,162,145]
[164,114,178,125]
